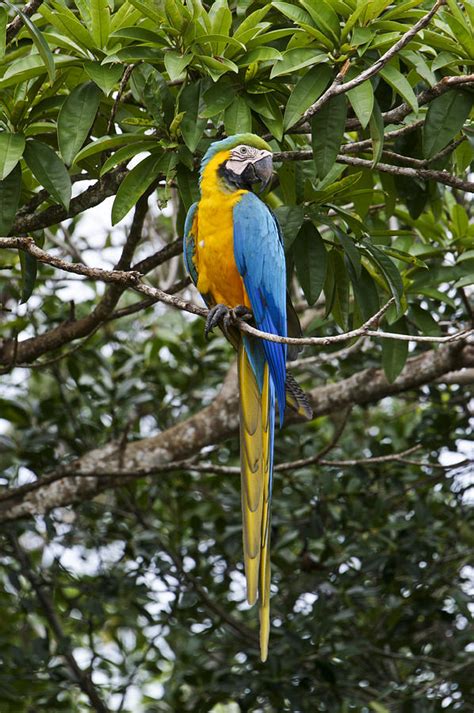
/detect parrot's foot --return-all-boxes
[205,304,253,339]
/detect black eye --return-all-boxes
[240,146,247,154]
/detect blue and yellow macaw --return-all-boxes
[183,133,311,661]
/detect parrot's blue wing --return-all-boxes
[233,192,287,424]
[183,202,199,287]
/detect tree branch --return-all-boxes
[10,165,128,234]
[2,240,471,358]
[378,73,474,126]
[0,196,149,368]
[273,151,474,193]
[335,154,474,193]
[6,0,44,44]
[0,341,470,523]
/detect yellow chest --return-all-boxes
[193,154,249,307]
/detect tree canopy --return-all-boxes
[0,0,473,711]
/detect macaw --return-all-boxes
[183,133,311,661]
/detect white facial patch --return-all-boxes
[226,145,272,174]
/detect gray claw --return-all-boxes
[204,304,253,339]
[205,304,230,339]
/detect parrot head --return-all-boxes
[200,133,273,193]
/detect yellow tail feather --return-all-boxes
[238,344,272,661]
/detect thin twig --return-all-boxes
[106,64,136,135]
[1,239,472,348]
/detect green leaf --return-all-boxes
[381,317,409,383]
[347,80,374,129]
[233,6,270,41]
[41,1,94,49]
[401,49,436,87]
[293,221,327,305]
[270,48,327,78]
[455,274,474,288]
[272,2,314,27]
[336,229,361,279]
[273,205,305,250]
[143,68,175,128]
[283,65,332,130]
[164,52,192,82]
[83,61,123,96]
[381,246,427,269]
[19,251,37,304]
[193,34,244,51]
[90,0,111,49]
[369,702,391,713]
[176,163,200,213]
[332,249,350,329]
[423,90,473,159]
[2,0,55,81]
[200,81,236,118]
[75,134,154,165]
[100,140,159,176]
[196,55,238,81]
[0,163,22,236]
[128,0,164,23]
[112,151,164,224]
[369,100,384,166]
[364,244,404,311]
[57,82,102,165]
[351,265,380,322]
[300,0,341,42]
[253,94,283,141]
[179,81,207,153]
[103,46,159,64]
[379,64,418,114]
[209,0,232,41]
[457,249,474,262]
[0,54,78,89]
[410,305,441,336]
[0,133,25,180]
[165,0,188,29]
[224,96,252,135]
[311,94,347,179]
[238,47,283,65]
[310,172,361,203]
[23,140,71,210]
[0,7,7,60]
[110,26,167,44]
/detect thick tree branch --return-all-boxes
[10,166,128,234]
[0,341,470,523]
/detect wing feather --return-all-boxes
[233,193,287,425]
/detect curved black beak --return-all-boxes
[241,153,273,193]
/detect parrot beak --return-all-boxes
[239,150,273,193]
[252,153,273,193]
[242,150,273,193]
